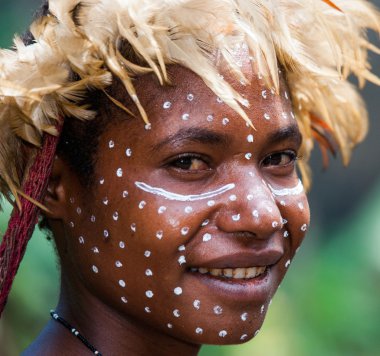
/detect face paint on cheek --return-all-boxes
[134,181,235,201]
[268,179,304,197]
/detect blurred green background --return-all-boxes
[0,1,380,355]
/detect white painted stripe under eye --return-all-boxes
[268,179,304,196]
[135,182,235,201]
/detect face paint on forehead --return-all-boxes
[134,181,235,201]
[268,179,304,197]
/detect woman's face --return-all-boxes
[63,58,310,345]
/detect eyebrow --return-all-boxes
[266,124,302,147]
[150,127,231,152]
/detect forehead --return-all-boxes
[105,60,296,149]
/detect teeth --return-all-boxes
[192,266,267,279]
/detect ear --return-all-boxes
[42,156,70,220]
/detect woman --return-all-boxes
[0,0,379,354]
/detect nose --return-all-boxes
[215,175,283,239]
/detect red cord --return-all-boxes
[0,125,62,317]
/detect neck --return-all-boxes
[54,270,200,356]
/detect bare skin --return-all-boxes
[24,54,310,355]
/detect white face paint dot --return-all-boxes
[167,323,173,329]
[261,90,267,99]
[173,309,180,317]
[130,223,136,232]
[232,214,241,221]
[99,178,105,185]
[216,97,223,103]
[163,101,171,109]
[126,148,132,157]
[252,210,259,218]
[264,113,271,120]
[119,280,126,288]
[145,290,154,298]
[222,117,230,125]
[178,255,186,265]
[139,201,146,209]
[92,246,99,254]
[90,215,96,223]
[158,206,167,214]
[145,123,152,130]
[245,153,252,160]
[116,168,123,177]
[182,113,190,121]
[156,230,163,240]
[144,250,151,257]
[213,305,223,315]
[76,207,82,215]
[241,312,248,321]
[145,269,153,276]
[202,233,212,242]
[103,230,109,238]
[285,260,291,268]
[260,305,265,314]
[219,330,227,338]
[207,200,215,207]
[254,329,260,337]
[241,334,248,341]
[109,140,115,148]
[247,194,254,201]
[184,206,193,214]
[282,112,288,119]
[193,300,201,309]
[174,287,183,295]
[284,231,289,238]
[121,297,128,304]
[241,99,249,107]
[69,197,75,204]
[282,218,288,224]
[145,307,151,313]
[102,197,109,205]
[229,194,237,201]
[92,265,98,273]
[301,224,308,232]
[272,221,279,228]
[181,227,189,236]
[69,221,74,228]
[195,327,203,335]
[207,114,214,122]
[115,261,123,268]
[187,93,194,101]
[178,245,186,251]
[298,202,304,210]
[247,134,254,143]
[280,200,286,206]
[201,219,209,226]
[122,190,128,198]
[119,241,125,249]
[78,236,84,244]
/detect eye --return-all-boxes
[262,150,297,167]
[169,154,209,171]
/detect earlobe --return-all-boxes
[42,157,69,220]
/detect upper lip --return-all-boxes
[189,250,283,269]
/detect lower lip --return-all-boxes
[187,267,274,303]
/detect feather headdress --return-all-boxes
[0,0,379,314]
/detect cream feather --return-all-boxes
[0,0,379,205]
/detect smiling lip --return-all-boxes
[186,250,282,302]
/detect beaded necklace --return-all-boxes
[50,310,102,355]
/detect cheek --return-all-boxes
[277,192,310,256]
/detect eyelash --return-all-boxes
[167,153,210,172]
[261,150,299,168]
